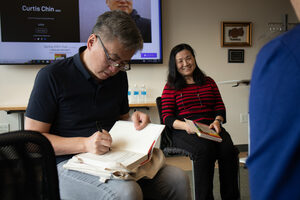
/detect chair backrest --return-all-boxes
[156,97,195,159]
[0,130,60,200]
[156,96,173,150]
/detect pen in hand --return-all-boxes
[96,121,111,151]
[96,121,103,132]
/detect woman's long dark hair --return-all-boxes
[167,43,206,90]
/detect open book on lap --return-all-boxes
[73,150,146,172]
[184,118,222,142]
[64,120,165,179]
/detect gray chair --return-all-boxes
[0,130,60,200]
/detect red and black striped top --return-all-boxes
[161,76,226,128]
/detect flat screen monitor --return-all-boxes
[0,0,162,65]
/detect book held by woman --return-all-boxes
[184,118,222,142]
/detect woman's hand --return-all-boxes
[172,119,195,134]
[184,122,196,134]
[173,119,195,134]
[209,120,222,133]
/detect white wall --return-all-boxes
[0,0,297,144]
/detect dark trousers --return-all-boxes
[172,128,240,200]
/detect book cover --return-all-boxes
[184,118,222,142]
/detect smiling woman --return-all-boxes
[175,49,197,84]
[161,43,240,200]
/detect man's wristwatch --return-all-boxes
[215,119,223,125]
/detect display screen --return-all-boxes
[0,0,162,65]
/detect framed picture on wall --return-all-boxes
[221,22,252,47]
[228,49,244,63]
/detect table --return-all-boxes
[129,102,157,110]
[0,106,27,130]
[0,102,157,131]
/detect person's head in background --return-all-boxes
[106,0,133,15]
[291,0,300,19]
[167,43,206,90]
[83,10,143,81]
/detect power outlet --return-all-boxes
[0,123,10,133]
[240,113,248,123]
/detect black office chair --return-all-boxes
[156,97,196,199]
[0,130,60,200]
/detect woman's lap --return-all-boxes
[172,128,237,160]
[171,128,240,200]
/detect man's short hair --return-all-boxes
[92,10,143,52]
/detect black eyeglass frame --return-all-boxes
[95,34,131,71]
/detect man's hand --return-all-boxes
[84,129,112,154]
[131,111,151,130]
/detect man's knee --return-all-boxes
[164,165,189,183]
[112,180,143,200]
[158,165,192,200]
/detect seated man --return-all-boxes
[25,10,190,200]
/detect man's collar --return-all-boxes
[74,46,91,80]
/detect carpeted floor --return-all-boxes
[186,167,250,200]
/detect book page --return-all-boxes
[76,150,145,171]
[109,121,165,155]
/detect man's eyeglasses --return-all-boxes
[95,34,131,71]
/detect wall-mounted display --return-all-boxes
[0,0,162,65]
